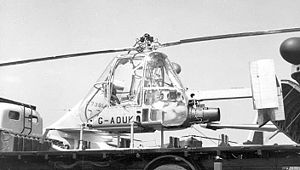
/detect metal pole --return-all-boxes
[161,126,164,148]
[130,122,134,149]
[117,134,120,148]
[161,111,165,148]
[79,124,84,150]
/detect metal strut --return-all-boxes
[21,106,33,135]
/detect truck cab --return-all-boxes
[0,98,43,137]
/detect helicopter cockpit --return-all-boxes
[79,51,188,128]
[110,55,144,106]
[141,52,188,127]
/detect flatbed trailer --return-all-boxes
[1,144,300,170]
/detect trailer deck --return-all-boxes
[1,144,300,170]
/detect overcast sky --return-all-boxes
[1,0,300,146]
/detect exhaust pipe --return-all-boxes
[188,106,220,123]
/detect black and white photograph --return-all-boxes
[0,1,300,169]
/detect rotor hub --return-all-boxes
[134,33,160,52]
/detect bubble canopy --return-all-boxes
[79,52,188,128]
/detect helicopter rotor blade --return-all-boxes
[2,27,300,67]
[161,27,300,48]
[0,47,136,67]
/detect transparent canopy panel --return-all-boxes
[110,56,144,105]
[78,52,188,127]
[143,52,188,127]
[78,57,117,122]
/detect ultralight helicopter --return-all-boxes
[1,28,300,149]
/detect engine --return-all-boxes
[188,101,220,123]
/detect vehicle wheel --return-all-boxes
[144,155,197,170]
